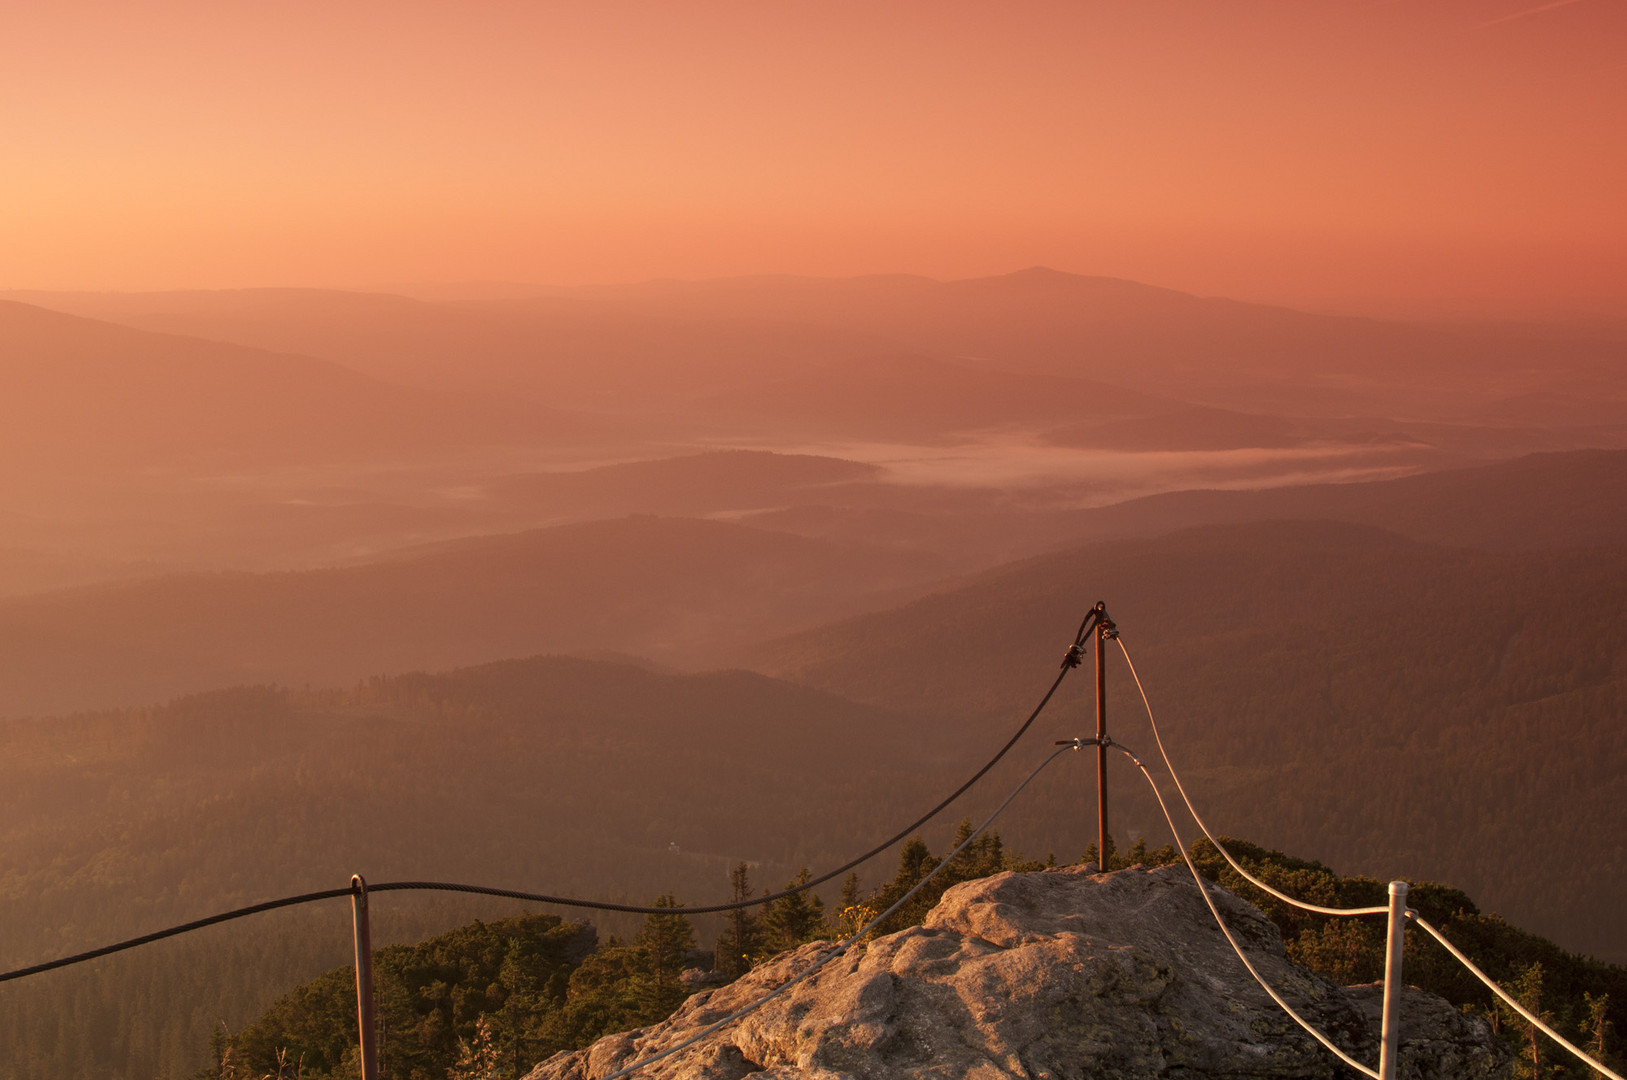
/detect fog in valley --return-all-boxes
[4,3,1626,1078]
[4,270,1627,1077]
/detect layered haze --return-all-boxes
[3,3,1625,1079]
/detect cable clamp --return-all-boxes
[1061,644,1083,670]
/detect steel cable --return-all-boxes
[1118,634,1624,1077]
[0,612,1101,984]
[0,888,354,984]
[594,744,1074,1080]
[376,624,1092,918]
[1116,637,1388,918]
[1092,736,1381,1079]
[1410,915,1625,1080]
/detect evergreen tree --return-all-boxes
[1586,992,1615,1079]
[633,894,696,1019]
[868,836,941,934]
[713,863,761,980]
[759,868,827,955]
[1506,961,1554,1080]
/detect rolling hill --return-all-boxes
[690,353,1172,439]
[8,517,1627,1074]
[743,448,1627,570]
[0,300,592,481]
[0,655,931,1080]
[1046,448,1627,551]
[0,515,952,718]
[17,269,1625,428]
[746,519,1627,961]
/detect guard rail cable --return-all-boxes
[596,744,1073,1080]
[1409,915,1625,1080]
[1061,735,1382,1080]
[1116,635,1387,917]
[1116,634,1622,1080]
[2,609,1618,1080]
[0,611,1106,987]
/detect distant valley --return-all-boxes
[2,270,1624,1080]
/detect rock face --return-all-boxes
[527,865,1510,1080]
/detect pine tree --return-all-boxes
[868,837,941,934]
[759,868,827,955]
[1586,992,1614,1079]
[634,894,695,1019]
[1504,961,1553,1080]
[714,863,761,980]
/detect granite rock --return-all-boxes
[527,864,1510,1080]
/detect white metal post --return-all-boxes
[1378,880,1409,1080]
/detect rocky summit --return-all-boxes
[526,864,1510,1080]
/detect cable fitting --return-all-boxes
[1061,644,1084,670]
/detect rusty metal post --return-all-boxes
[1095,603,1112,871]
[351,875,379,1080]
[1378,880,1408,1080]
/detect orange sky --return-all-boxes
[2,0,1623,317]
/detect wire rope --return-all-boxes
[1116,637,1388,918]
[1117,634,1623,1078]
[378,619,1094,918]
[1085,736,1381,1080]
[0,888,354,984]
[0,613,1102,985]
[594,744,1074,1080]
[1410,915,1625,1080]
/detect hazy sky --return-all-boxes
[3,0,1623,316]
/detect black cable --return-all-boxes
[0,610,1099,982]
[594,744,1077,1080]
[0,888,353,984]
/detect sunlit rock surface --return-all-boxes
[527,864,1509,1080]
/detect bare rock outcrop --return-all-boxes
[528,864,1510,1080]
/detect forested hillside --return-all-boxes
[0,657,959,1080]
[201,835,1627,1080]
[739,447,1627,572]
[1041,448,1627,551]
[749,519,1627,961]
[0,515,950,716]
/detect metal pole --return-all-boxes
[1095,602,1110,871]
[351,874,379,1080]
[1378,880,1409,1080]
